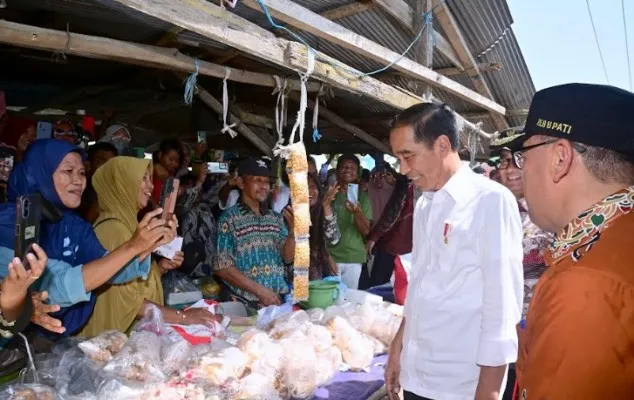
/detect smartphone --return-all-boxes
[347,183,359,204]
[159,177,180,221]
[197,131,207,144]
[207,162,229,174]
[15,194,42,270]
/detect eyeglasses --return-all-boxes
[511,139,587,170]
[510,140,557,170]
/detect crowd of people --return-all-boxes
[0,82,632,399]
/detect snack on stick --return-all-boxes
[292,203,311,238]
[293,271,309,300]
[289,172,309,204]
[286,143,308,173]
[294,239,310,268]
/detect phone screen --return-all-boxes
[15,194,42,270]
[347,183,359,204]
[197,131,207,144]
[159,178,180,221]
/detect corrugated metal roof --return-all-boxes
[6,0,535,132]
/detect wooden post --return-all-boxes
[413,0,434,99]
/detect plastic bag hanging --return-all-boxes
[183,59,200,106]
[312,85,325,143]
[221,67,239,138]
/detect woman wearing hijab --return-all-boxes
[308,173,340,280]
[0,139,174,336]
[98,124,131,155]
[79,157,218,336]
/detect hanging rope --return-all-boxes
[467,122,484,166]
[221,67,239,138]
[312,85,325,142]
[183,58,200,106]
[273,47,315,158]
[288,49,315,145]
[272,76,288,148]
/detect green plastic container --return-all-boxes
[303,280,340,309]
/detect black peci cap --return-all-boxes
[238,157,275,178]
[508,83,634,155]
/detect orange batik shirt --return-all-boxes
[517,186,634,400]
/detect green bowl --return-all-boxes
[300,280,340,309]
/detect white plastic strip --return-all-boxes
[221,67,238,138]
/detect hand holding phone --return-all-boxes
[15,194,42,270]
[159,177,180,221]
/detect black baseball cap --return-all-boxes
[238,157,275,178]
[507,83,634,155]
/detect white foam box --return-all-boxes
[344,289,384,306]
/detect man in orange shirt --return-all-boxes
[510,83,634,399]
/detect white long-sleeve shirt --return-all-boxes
[400,164,524,400]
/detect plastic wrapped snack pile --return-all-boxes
[1,301,403,400]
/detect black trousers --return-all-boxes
[403,391,434,400]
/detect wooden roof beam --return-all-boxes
[431,0,508,131]
[320,2,375,20]
[238,0,504,115]
[0,20,320,92]
[372,0,463,70]
[195,85,274,156]
[112,0,492,148]
[288,92,392,154]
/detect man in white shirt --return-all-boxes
[385,103,524,400]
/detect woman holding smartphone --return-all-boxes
[79,157,218,336]
[0,139,175,337]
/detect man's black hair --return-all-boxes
[87,142,117,162]
[391,102,460,151]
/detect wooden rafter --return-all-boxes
[112,0,492,143]
[373,0,508,130]
[372,0,463,70]
[288,92,392,154]
[320,2,374,20]
[431,0,508,131]
[238,0,504,115]
[0,21,320,92]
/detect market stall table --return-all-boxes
[315,355,387,400]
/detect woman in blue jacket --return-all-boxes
[0,139,175,336]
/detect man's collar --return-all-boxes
[549,186,634,262]
[441,163,475,202]
[237,196,268,216]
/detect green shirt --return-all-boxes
[327,191,373,263]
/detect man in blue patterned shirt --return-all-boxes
[214,158,295,307]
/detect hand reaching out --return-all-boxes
[31,291,64,334]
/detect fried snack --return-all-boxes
[294,239,310,268]
[293,271,309,301]
[289,172,309,204]
[293,202,311,238]
[78,330,128,362]
[286,143,308,173]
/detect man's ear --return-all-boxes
[236,176,245,190]
[551,140,574,184]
